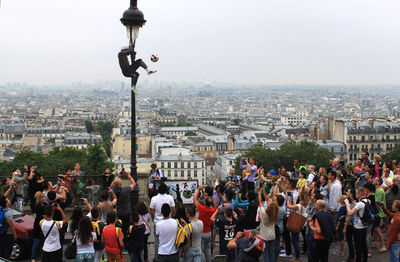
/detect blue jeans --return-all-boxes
[184,248,202,262]
[129,250,143,262]
[306,233,314,262]
[31,237,41,259]
[389,243,400,262]
[201,232,212,262]
[291,232,300,259]
[263,240,275,262]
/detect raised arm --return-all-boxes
[126,172,136,191]
[193,186,202,207]
[211,206,222,222]
[109,188,117,206]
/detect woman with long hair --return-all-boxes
[31,192,47,262]
[75,216,96,262]
[258,186,279,262]
[68,207,83,233]
[27,166,44,213]
[137,202,151,262]
[240,156,258,193]
[286,187,310,262]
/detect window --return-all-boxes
[174,162,178,168]
[188,162,191,168]
[188,170,191,177]
[194,162,197,168]
[181,171,185,177]
[181,162,184,168]
[350,154,353,161]
[361,136,365,142]
[168,170,171,177]
[174,170,178,177]
[161,162,164,168]
[167,162,171,168]
[354,154,356,160]
[370,136,373,141]
[194,171,198,177]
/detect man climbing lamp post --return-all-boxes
[119,0,146,208]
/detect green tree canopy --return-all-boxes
[234,140,335,173]
[382,144,400,163]
[85,120,95,133]
[0,145,113,178]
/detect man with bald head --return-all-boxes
[110,170,136,253]
[309,200,335,262]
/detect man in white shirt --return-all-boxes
[306,165,316,187]
[328,171,342,214]
[344,187,369,262]
[150,182,175,261]
[156,203,179,262]
[40,203,67,262]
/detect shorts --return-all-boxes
[373,216,381,228]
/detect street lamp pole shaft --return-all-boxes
[131,67,137,182]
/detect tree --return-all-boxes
[85,120,94,133]
[234,140,335,174]
[0,146,114,179]
[184,131,197,136]
[233,118,241,125]
[382,144,400,163]
[83,143,114,177]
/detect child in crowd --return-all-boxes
[335,195,347,256]
[127,211,146,262]
[90,207,106,262]
[296,171,307,189]
[211,206,238,261]
[137,202,151,262]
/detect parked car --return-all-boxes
[9,210,34,260]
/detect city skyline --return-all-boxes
[1,0,400,85]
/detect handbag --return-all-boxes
[286,205,306,234]
[64,230,77,259]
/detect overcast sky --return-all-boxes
[1,0,400,85]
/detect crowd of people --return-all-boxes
[0,153,399,262]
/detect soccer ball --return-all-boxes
[150,54,159,62]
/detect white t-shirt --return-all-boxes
[155,218,178,255]
[150,194,175,224]
[306,173,315,186]
[353,200,368,229]
[41,220,63,252]
[76,232,96,254]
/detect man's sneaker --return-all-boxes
[279,253,292,258]
[123,249,128,255]
[280,249,286,253]
[131,86,139,95]
[148,70,157,75]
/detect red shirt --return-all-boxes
[197,204,215,233]
[375,164,380,178]
[103,225,123,254]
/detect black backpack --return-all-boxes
[358,199,375,226]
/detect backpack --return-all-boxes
[91,220,105,250]
[0,207,9,235]
[358,199,375,226]
[129,222,148,235]
[175,220,192,248]
[245,235,265,259]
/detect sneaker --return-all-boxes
[123,249,128,255]
[148,70,157,75]
[279,253,292,258]
[131,86,139,95]
[280,249,286,253]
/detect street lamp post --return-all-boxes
[120,0,146,208]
